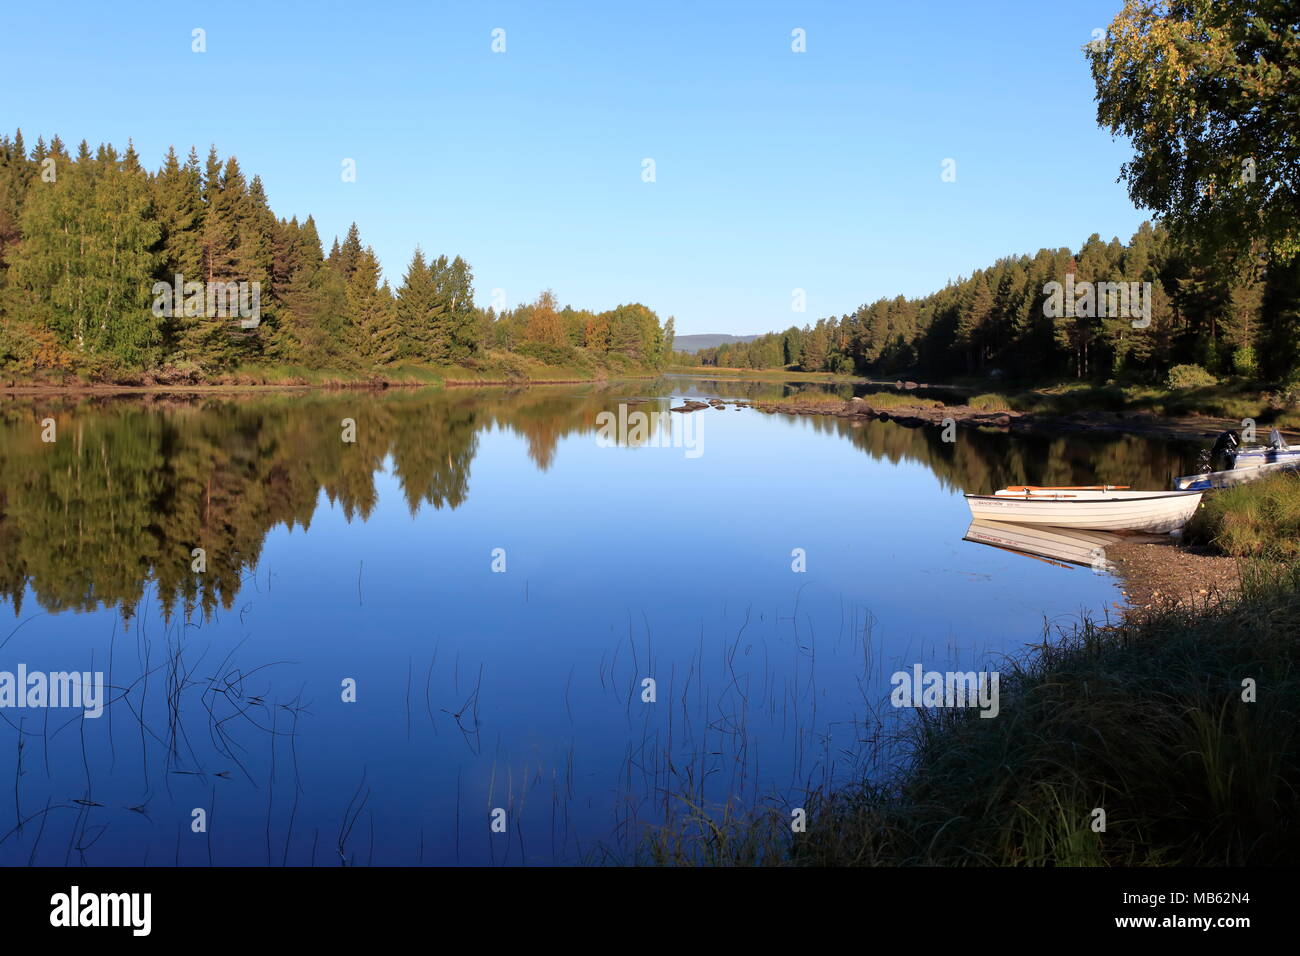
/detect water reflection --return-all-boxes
[0,378,1201,865]
[0,381,1198,620]
[963,520,1122,571]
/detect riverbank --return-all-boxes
[676,370,1300,429]
[1,354,660,394]
[666,366,869,385]
[734,392,1300,444]
[1106,537,1241,617]
[1080,470,1300,618]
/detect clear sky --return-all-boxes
[2,0,1149,335]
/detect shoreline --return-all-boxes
[738,395,1299,444]
[1106,538,1241,621]
[0,374,656,396]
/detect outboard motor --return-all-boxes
[1199,429,1239,473]
[1269,427,1288,451]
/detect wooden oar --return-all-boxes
[1004,485,1130,492]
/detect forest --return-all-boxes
[684,220,1300,386]
[0,133,675,382]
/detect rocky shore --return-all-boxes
[704,394,1300,443]
[1106,538,1242,621]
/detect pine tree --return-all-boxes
[153,146,204,280]
[335,223,363,280]
[396,249,444,361]
[445,256,479,360]
[801,324,829,371]
[347,247,400,365]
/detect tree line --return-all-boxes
[689,0,1300,388]
[684,220,1299,385]
[0,132,675,380]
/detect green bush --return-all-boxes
[1167,363,1217,390]
[1283,371,1300,407]
[1232,346,1259,377]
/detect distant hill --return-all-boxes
[672,333,760,354]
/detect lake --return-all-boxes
[0,379,1199,865]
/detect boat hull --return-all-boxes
[1233,447,1300,467]
[1175,457,1300,490]
[964,490,1203,532]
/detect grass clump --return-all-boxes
[968,393,1014,412]
[1185,470,1300,560]
[859,391,943,410]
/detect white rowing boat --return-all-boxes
[963,485,1203,533]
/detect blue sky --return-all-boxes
[2,0,1148,335]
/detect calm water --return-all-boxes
[0,379,1199,865]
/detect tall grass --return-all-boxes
[1185,470,1300,559]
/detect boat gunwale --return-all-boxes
[963,491,1203,503]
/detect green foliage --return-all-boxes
[516,341,582,367]
[1166,363,1217,390]
[1232,345,1259,377]
[7,140,163,367]
[694,220,1296,389]
[1088,0,1300,265]
[0,130,672,381]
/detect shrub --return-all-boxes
[1283,371,1300,407]
[1167,363,1217,390]
[516,342,581,367]
[155,361,204,385]
[1232,345,1259,377]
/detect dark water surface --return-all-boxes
[0,379,1199,865]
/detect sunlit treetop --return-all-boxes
[1089,0,1300,267]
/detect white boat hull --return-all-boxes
[964,489,1203,532]
[1175,457,1300,490]
[1233,447,1300,467]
